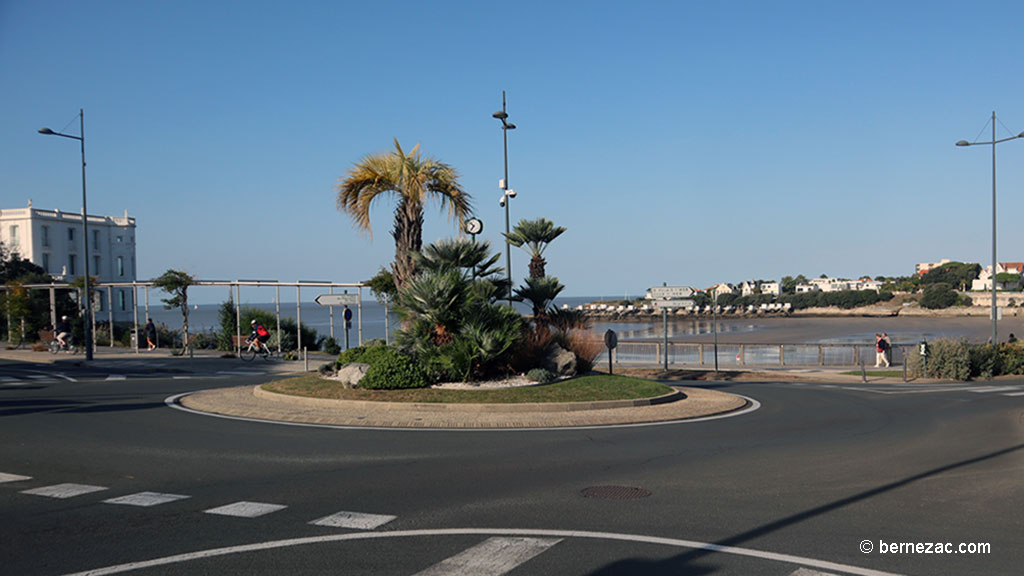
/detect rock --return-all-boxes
[542,344,577,377]
[335,363,370,387]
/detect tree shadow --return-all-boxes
[583,443,1024,575]
[0,397,166,417]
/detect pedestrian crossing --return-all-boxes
[1,470,890,576]
[784,381,1024,398]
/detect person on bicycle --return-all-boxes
[56,316,71,348]
[250,320,270,348]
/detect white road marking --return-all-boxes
[412,536,561,576]
[57,528,906,576]
[204,501,287,518]
[0,472,33,483]
[969,386,1019,393]
[790,569,841,576]
[216,371,264,376]
[22,483,108,499]
[310,510,396,530]
[1004,391,1024,397]
[105,375,127,381]
[104,492,191,507]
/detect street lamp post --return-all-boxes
[956,111,1024,345]
[493,91,516,307]
[39,109,93,361]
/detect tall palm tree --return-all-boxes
[503,218,566,279]
[337,139,471,292]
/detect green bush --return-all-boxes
[337,344,390,366]
[321,336,341,355]
[925,338,971,380]
[919,283,958,310]
[998,343,1024,375]
[527,368,555,384]
[969,344,1002,379]
[359,347,430,389]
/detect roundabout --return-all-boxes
[171,383,756,430]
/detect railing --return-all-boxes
[597,341,911,368]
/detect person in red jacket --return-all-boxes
[250,319,270,349]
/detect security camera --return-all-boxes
[499,195,506,208]
[506,189,516,198]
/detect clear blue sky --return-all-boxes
[3,0,1024,303]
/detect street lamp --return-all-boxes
[39,109,93,361]
[956,111,1024,345]
[493,91,516,307]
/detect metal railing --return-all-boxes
[598,341,911,368]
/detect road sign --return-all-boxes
[315,293,360,306]
[651,299,692,309]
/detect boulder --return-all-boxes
[542,344,577,377]
[335,362,370,387]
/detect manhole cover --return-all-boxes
[581,486,652,500]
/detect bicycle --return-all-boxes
[240,336,273,361]
[5,319,27,350]
[49,336,79,355]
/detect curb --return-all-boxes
[253,386,685,413]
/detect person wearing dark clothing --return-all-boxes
[56,316,71,347]
[145,318,157,351]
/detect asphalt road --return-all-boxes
[1,359,1022,575]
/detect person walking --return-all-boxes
[875,333,890,368]
[881,332,892,366]
[145,318,157,351]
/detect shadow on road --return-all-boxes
[584,443,1024,575]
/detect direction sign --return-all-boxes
[651,299,692,309]
[315,293,360,306]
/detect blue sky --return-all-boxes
[3,0,1024,303]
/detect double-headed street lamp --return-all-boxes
[493,91,516,307]
[39,109,93,361]
[957,111,1024,345]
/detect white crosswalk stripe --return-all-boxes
[21,483,108,499]
[0,472,33,483]
[789,569,841,576]
[205,501,287,518]
[1005,391,1024,397]
[104,492,191,507]
[969,386,1020,393]
[105,375,127,381]
[217,370,265,376]
[310,510,396,530]
[411,537,562,576]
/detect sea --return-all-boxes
[143,296,998,346]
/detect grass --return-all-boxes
[262,373,674,404]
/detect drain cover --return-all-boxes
[581,486,652,500]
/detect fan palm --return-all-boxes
[513,275,565,331]
[337,139,471,293]
[503,218,566,279]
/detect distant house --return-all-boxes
[855,277,882,292]
[973,262,1024,291]
[795,283,818,294]
[916,258,952,276]
[760,281,780,296]
[739,281,757,297]
[710,283,736,298]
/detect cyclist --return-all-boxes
[56,316,72,348]
[249,320,270,350]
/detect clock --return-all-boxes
[464,218,483,235]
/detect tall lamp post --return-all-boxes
[493,91,516,307]
[39,109,93,360]
[956,111,1024,345]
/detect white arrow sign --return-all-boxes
[315,293,360,306]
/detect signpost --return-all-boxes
[315,294,360,307]
[652,299,687,370]
[343,305,353,350]
[604,329,618,374]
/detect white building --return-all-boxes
[760,281,780,296]
[1,201,137,321]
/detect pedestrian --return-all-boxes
[874,333,890,368]
[882,332,892,366]
[145,318,157,351]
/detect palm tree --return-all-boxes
[514,275,565,331]
[503,218,566,279]
[337,139,471,293]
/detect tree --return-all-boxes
[514,275,565,332]
[337,139,471,294]
[365,268,398,304]
[503,218,566,279]
[920,283,958,310]
[153,270,197,353]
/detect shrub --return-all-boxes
[925,338,971,380]
[919,283,958,310]
[359,347,430,389]
[337,344,390,367]
[321,337,341,356]
[969,344,1002,379]
[527,368,555,384]
[998,343,1024,375]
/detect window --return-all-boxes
[68,254,77,276]
[8,225,18,247]
[116,235,123,243]
[93,255,101,275]
[119,290,126,311]
[117,256,124,277]
[42,253,50,273]
[93,230,100,249]
[68,227,75,241]
[42,226,50,247]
